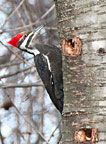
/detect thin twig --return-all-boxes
[41,4,55,20]
[14,2,27,31]
[0,82,43,88]
[0,62,23,69]
[4,90,48,143]
[3,25,57,33]
[0,0,25,29]
[2,4,55,32]
[0,65,35,79]
[0,41,36,70]
[0,56,33,69]
[47,120,61,143]
[22,3,33,31]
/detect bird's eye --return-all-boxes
[24,34,27,38]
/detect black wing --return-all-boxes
[34,53,63,113]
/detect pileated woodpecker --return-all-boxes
[7,26,64,114]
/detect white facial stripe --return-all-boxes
[29,33,36,47]
[20,32,33,49]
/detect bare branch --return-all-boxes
[0,41,36,70]
[41,4,55,21]
[4,90,48,143]
[0,65,35,79]
[0,57,33,69]
[14,2,27,31]
[0,0,25,29]
[0,82,43,88]
[22,3,33,31]
[47,121,61,143]
[3,25,57,33]
[2,4,55,32]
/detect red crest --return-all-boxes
[7,33,23,47]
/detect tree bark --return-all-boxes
[55,0,106,143]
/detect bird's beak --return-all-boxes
[26,25,44,48]
[34,25,44,33]
[33,25,44,38]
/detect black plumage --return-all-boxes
[34,44,63,113]
[34,47,63,113]
[24,44,64,113]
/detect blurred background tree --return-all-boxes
[0,0,61,144]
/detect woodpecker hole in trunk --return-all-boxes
[60,36,82,56]
[74,128,98,143]
[67,39,75,47]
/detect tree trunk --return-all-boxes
[55,0,106,143]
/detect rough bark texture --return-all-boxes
[55,0,106,144]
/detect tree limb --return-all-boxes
[0,82,43,88]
